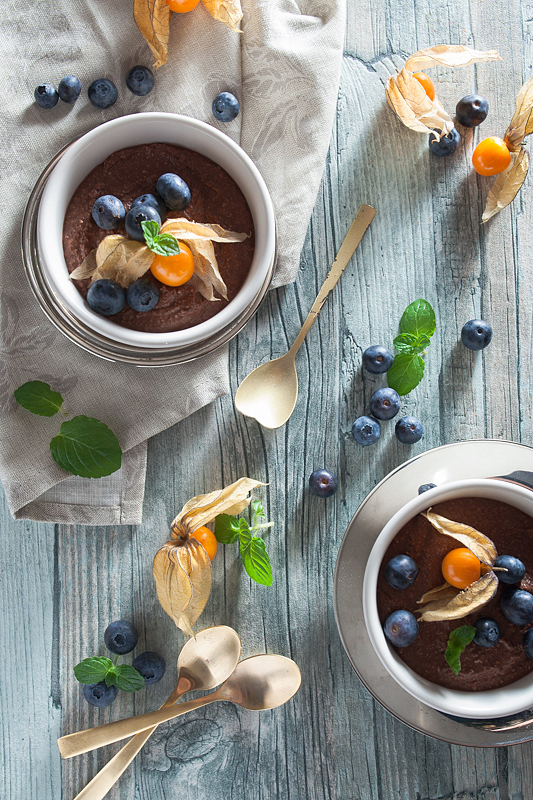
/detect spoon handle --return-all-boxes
[288,204,376,357]
[58,693,217,760]
[70,685,184,800]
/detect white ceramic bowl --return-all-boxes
[363,478,533,719]
[35,112,276,353]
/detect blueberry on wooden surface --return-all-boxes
[104,620,138,654]
[132,651,166,685]
[352,416,381,446]
[362,345,394,374]
[429,127,460,157]
[461,319,493,350]
[309,469,338,498]
[83,681,118,707]
[456,94,488,127]
[369,387,401,421]
[395,416,423,444]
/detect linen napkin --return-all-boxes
[0,0,345,524]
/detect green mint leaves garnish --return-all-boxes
[215,499,274,586]
[14,381,122,479]
[141,220,181,257]
[387,299,436,396]
[445,624,476,675]
[74,657,145,692]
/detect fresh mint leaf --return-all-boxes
[239,531,273,586]
[215,513,246,544]
[50,415,122,479]
[393,332,431,355]
[445,625,476,675]
[73,657,113,685]
[14,380,64,417]
[399,299,436,339]
[251,499,265,528]
[141,220,181,257]
[387,353,425,396]
[112,664,145,692]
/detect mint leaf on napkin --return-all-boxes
[387,299,436,396]
[142,220,181,257]
[14,380,65,417]
[50,416,122,479]
[445,624,476,675]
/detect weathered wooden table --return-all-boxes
[3,2,533,798]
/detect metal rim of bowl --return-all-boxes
[21,140,277,368]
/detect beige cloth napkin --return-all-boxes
[0,0,345,524]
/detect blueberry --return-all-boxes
[132,651,166,685]
[125,203,161,242]
[309,468,338,498]
[383,609,419,647]
[385,554,418,590]
[58,75,81,104]
[125,65,154,96]
[369,387,401,421]
[500,587,533,626]
[104,620,138,654]
[126,279,160,312]
[352,415,381,446]
[418,483,437,494]
[212,91,240,122]
[461,319,493,351]
[494,554,526,585]
[156,173,191,211]
[86,280,126,317]
[395,416,424,445]
[456,94,489,128]
[523,629,533,660]
[362,345,394,374]
[83,681,118,708]
[473,618,501,648]
[34,84,59,109]
[92,195,125,230]
[429,127,461,157]
[131,193,166,221]
[88,78,118,109]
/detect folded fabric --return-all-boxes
[0,0,345,524]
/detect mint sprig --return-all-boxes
[141,220,181,257]
[445,624,476,675]
[14,381,122,479]
[74,657,145,692]
[387,299,436,396]
[215,499,274,586]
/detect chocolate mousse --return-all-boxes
[377,497,533,691]
[62,143,255,333]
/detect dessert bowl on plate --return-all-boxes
[24,112,276,366]
[363,478,533,719]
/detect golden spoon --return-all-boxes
[59,654,301,759]
[234,204,376,429]
[70,626,241,800]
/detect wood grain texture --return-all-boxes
[3,1,533,798]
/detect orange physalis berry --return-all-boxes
[150,242,195,287]
[192,526,218,560]
[166,0,201,11]
[413,72,436,102]
[472,137,511,176]
[442,548,481,590]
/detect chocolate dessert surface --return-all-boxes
[377,497,533,691]
[62,143,255,333]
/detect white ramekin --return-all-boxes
[363,478,533,719]
[36,113,276,351]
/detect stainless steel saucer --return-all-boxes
[334,439,533,746]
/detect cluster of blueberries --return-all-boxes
[86,172,190,317]
[84,620,166,707]
[429,94,489,157]
[34,66,240,122]
[382,547,533,659]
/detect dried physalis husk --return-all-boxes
[415,509,499,622]
[153,478,264,636]
[387,46,501,138]
[503,75,533,152]
[133,0,172,70]
[201,0,243,32]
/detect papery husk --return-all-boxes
[172,477,264,534]
[133,0,171,69]
[504,75,533,152]
[405,45,501,73]
[422,509,497,565]
[201,0,243,32]
[386,69,454,137]
[417,571,498,622]
[482,148,529,223]
[417,582,458,605]
[160,219,249,244]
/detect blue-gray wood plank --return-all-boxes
[3,1,533,797]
